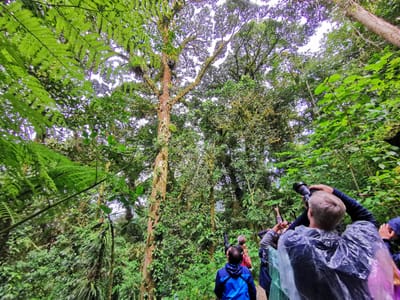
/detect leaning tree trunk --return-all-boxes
[335,0,400,48]
[140,38,172,299]
[140,124,170,299]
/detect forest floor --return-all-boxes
[257,285,267,300]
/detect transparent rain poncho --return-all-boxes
[278,221,394,300]
[269,247,289,300]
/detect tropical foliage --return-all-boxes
[0,0,399,299]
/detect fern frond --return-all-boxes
[0,136,103,201]
[27,142,103,193]
[1,2,82,79]
[0,34,58,133]
[0,201,16,223]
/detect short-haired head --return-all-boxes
[227,245,243,264]
[308,191,346,231]
[237,235,246,245]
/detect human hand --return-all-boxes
[272,221,288,233]
[308,184,334,194]
[379,223,396,240]
[272,223,280,232]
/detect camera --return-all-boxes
[293,182,312,202]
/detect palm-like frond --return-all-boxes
[0,136,104,228]
[0,201,16,224]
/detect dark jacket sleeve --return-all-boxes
[247,273,257,300]
[383,239,400,268]
[214,271,223,299]
[333,188,377,226]
[288,209,310,230]
[392,252,400,268]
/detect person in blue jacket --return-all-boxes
[214,245,256,300]
[279,184,394,300]
[379,216,400,268]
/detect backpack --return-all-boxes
[221,273,252,295]
[241,251,252,269]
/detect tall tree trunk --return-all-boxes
[335,0,400,47]
[140,31,172,299]
[206,148,216,258]
[139,6,233,296]
[140,131,169,299]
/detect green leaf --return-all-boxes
[135,185,144,196]
[107,135,116,145]
[99,204,112,215]
[327,73,341,83]
[314,83,329,95]
[169,123,177,132]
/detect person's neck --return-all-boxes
[309,219,318,229]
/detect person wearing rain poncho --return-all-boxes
[278,184,394,300]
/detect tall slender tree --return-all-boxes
[133,2,270,296]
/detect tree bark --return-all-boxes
[335,0,400,48]
[140,23,172,299]
[107,216,115,300]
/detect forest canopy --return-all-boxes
[0,0,399,299]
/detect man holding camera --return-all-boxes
[278,184,394,299]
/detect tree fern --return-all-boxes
[0,201,16,224]
[72,222,112,300]
[0,1,107,137]
[1,2,83,79]
[0,34,57,135]
[0,136,104,231]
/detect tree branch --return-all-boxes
[180,34,197,52]
[115,53,160,96]
[170,38,231,106]
[143,72,160,97]
[334,0,400,48]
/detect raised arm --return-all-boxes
[289,184,376,230]
[310,184,377,226]
[260,221,289,249]
[260,230,279,250]
[288,209,310,230]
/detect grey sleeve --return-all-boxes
[260,230,278,249]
